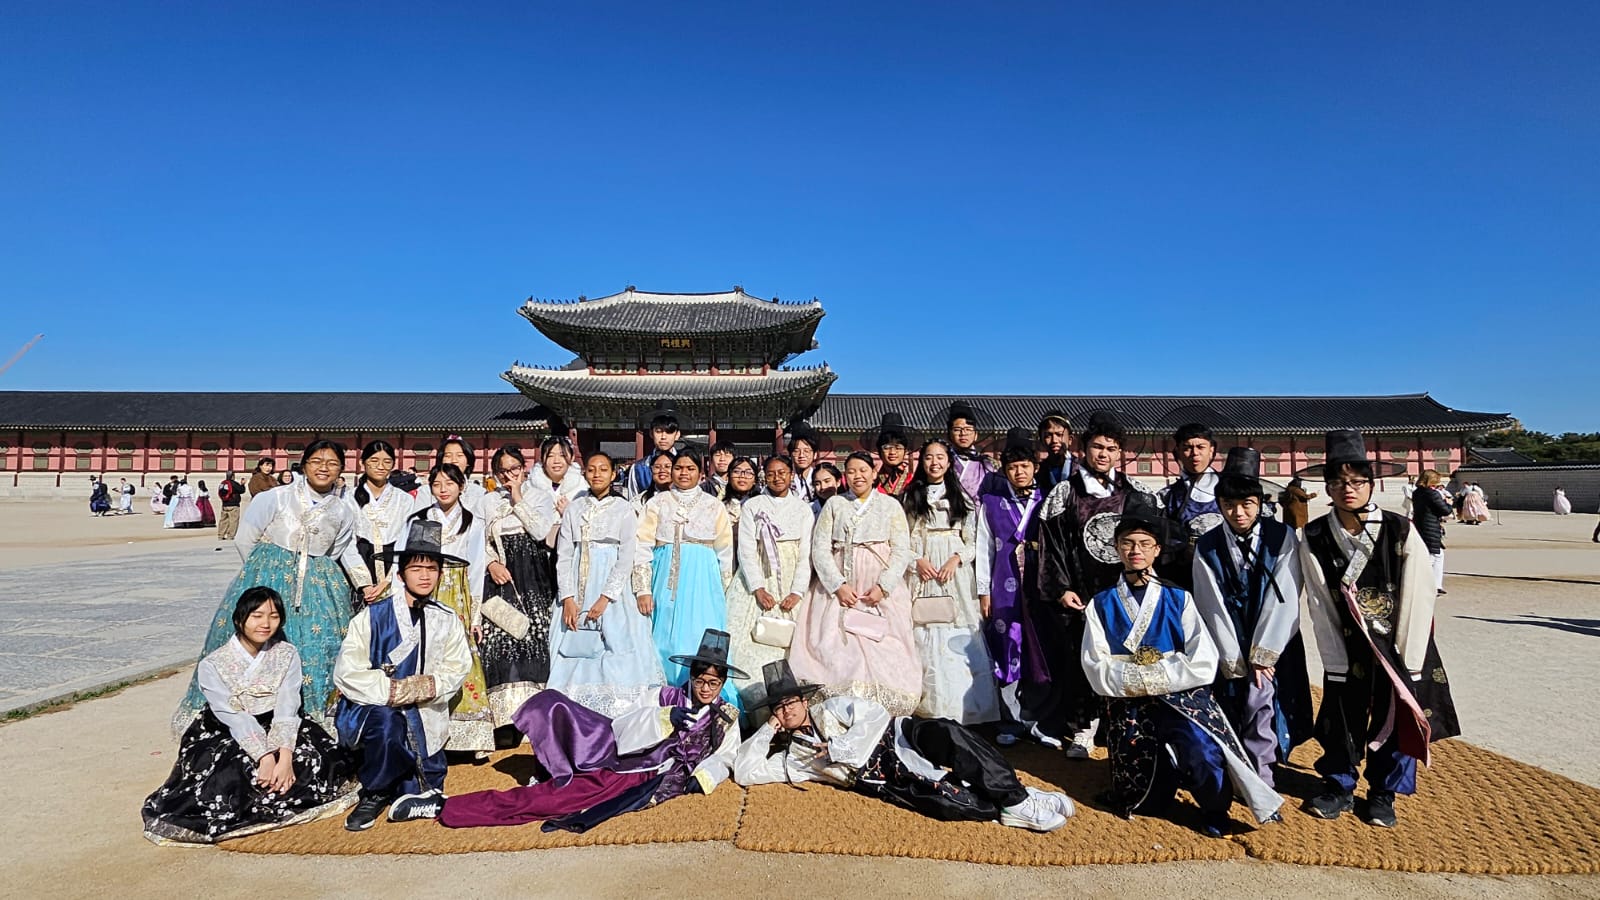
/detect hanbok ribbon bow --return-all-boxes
[753,510,782,573]
[230,682,278,712]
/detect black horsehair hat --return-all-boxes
[864,411,918,450]
[1215,447,1286,501]
[669,629,749,680]
[1000,427,1036,464]
[1112,501,1179,545]
[385,519,469,568]
[1296,429,1406,479]
[758,660,824,705]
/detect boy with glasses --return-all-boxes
[1296,429,1459,828]
[1082,509,1282,837]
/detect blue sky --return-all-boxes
[1,3,1595,431]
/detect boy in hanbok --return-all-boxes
[734,661,1073,832]
[439,629,743,831]
[334,519,473,831]
[1189,448,1313,785]
[1297,429,1458,828]
[1082,508,1282,837]
[976,428,1048,744]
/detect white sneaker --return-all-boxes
[1000,793,1068,832]
[1027,786,1076,820]
[1064,727,1095,759]
[1027,723,1062,750]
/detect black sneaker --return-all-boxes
[344,793,391,831]
[1304,790,1354,820]
[1199,812,1232,838]
[389,790,446,822]
[1365,791,1397,828]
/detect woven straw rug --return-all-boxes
[224,730,1600,872]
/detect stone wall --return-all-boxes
[1455,465,1600,514]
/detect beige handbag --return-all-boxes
[752,613,796,649]
[481,590,532,640]
[911,594,958,626]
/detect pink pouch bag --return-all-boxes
[841,604,888,642]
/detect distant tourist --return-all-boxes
[248,458,277,495]
[149,481,166,515]
[216,471,243,540]
[1459,482,1490,524]
[89,476,111,516]
[195,480,216,527]
[278,468,295,487]
[1552,486,1571,515]
[171,478,203,528]
[161,476,182,528]
[1280,476,1318,529]
[117,478,135,515]
[1411,470,1452,595]
[1401,475,1417,518]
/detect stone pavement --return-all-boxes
[0,546,237,713]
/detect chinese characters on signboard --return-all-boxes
[659,337,692,350]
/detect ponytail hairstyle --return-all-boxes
[419,462,473,535]
[436,435,476,476]
[583,449,617,499]
[354,439,398,507]
[903,439,971,522]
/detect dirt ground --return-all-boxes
[3,502,1599,898]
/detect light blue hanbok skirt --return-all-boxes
[545,543,663,718]
[650,543,739,708]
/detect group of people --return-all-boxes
[142,403,1458,849]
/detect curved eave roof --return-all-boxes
[0,392,552,433]
[809,393,1515,437]
[502,366,837,403]
[519,289,825,341]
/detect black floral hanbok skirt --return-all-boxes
[141,708,357,845]
[480,531,558,728]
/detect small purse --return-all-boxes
[752,613,796,649]
[558,619,605,659]
[482,589,532,640]
[841,604,888,642]
[911,594,958,626]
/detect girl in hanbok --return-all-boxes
[162,478,182,527]
[480,444,561,734]
[632,450,675,515]
[415,435,488,516]
[172,441,377,737]
[902,440,1001,724]
[1554,486,1572,515]
[143,587,356,845]
[149,483,166,516]
[346,440,412,596]
[725,455,814,716]
[548,451,662,717]
[1460,483,1490,524]
[171,478,203,528]
[404,463,494,755]
[195,480,216,527]
[529,435,588,506]
[722,457,761,552]
[634,449,739,708]
[790,452,922,716]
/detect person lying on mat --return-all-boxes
[1081,508,1283,837]
[334,519,473,832]
[732,660,1073,832]
[437,629,743,831]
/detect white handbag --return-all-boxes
[752,614,796,649]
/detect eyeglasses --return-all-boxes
[950,426,977,436]
[497,465,525,477]
[690,675,725,689]
[304,459,342,471]
[1328,479,1373,490]
[1116,538,1159,552]
[365,459,395,469]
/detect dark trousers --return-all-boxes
[1134,702,1231,816]
[356,705,447,798]
[1313,676,1418,795]
[859,718,1030,822]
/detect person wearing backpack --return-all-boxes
[217,472,244,540]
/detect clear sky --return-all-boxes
[2,3,1595,432]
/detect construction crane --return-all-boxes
[0,333,43,377]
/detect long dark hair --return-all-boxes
[232,586,287,647]
[354,439,398,506]
[724,457,761,504]
[491,443,526,476]
[414,462,473,535]
[903,439,971,521]
[436,435,475,475]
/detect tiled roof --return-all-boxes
[519,288,824,335]
[0,390,1514,437]
[0,392,551,433]
[1467,447,1538,466]
[809,393,1515,437]
[502,365,837,402]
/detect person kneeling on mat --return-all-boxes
[334,519,473,831]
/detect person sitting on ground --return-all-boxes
[334,519,473,831]
[439,629,744,831]
[1082,508,1283,837]
[733,660,1074,833]
[142,586,357,845]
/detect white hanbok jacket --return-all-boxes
[333,597,473,756]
